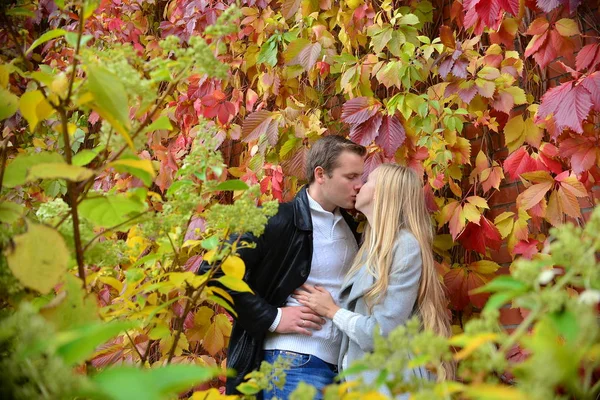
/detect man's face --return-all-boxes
[320,151,365,210]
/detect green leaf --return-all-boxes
[26,29,67,54]
[79,194,147,228]
[257,38,278,67]
[27,162,95,182]
[201,235,219,250]
[547,310,578,345]
[0,201,24,224]
[19,89,55,131]
[55,321,137,365]
[141,115,173,134]
[109,158,156,186]
[86,64,132,149]
[483,291,522,313]
[397,13,420,25]
[4,221,69,294]
[472,275,528,294]
[0,88,19,121]
[6,7,36,17]
[236,381,261,395]
[92,364,222,400]
[72,147,103,166]
[209,179,249,192]
[40,274,98,331]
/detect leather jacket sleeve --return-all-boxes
[198,232,277,338]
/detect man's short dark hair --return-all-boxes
[305,136,366,185]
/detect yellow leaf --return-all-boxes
[109,159,156,178]
[470,260,500,275]
[203,250,217,264]
[555,18,580,37]
[503,115,525,154]
[99,276,123,293]
[466,196,489,209]
[4,221,69,294]
[209,286,234,304]
[203,321,225,356]
[451,333,498,361]
[217,276,253,293]
[503,86,527,105]
[463,384,527,400]
[494,212,515,239]
[19,90,55,131]
[221,256,245,279]
[435,381,466,396]
[523,118,542,148]
[461,203,481,224]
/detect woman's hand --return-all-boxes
[292,285,340,320]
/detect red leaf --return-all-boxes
[576,44,600,72]
[281,0,301,19]
[444,267,471,310]
[559,136,598,174]
[439,25,455,48]
[526,17,549,36]
[467,272,490,309]
[537,0,581,13]
[281,145,309,180]
[375,115,406,157]
[503,147,538,180]
[241,110,273,142]
[349,113,383,146]
[295,42,322,71]
[341,97,381,124]
[499,0,519,15]
[362,151,384,182]
[458,216,502,254]
[581,72,600,112]
[524,31,548,59]
[514,239,540,259]
[536,81,593,134]
[463,0,503,34]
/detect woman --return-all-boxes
[293,163,453,392]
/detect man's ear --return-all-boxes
[314,166,325,184]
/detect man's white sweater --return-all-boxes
[263,192,358,364]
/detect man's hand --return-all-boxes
[274,306,326,336]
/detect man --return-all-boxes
[203,135,366,398]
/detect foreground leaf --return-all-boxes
[4,221,69,294]
[91,364,222,400]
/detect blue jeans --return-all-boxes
[263,350,337,400]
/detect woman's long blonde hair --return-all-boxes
[347,163,454,379]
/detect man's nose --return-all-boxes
[354,179,363,191]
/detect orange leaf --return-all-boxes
[517,181,553,210]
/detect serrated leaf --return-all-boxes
[536,80,592,134]
[4,222,69,294]
[555,18,580,37]
[374,115,405,157]
[341,97,381,124]
[517,181,553,210]
[281,0,302,19]
[349,113,382,146]
[241,110,273,142]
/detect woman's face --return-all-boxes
[355,168,378,213]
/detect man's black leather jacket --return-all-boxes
[199,186,359,394]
